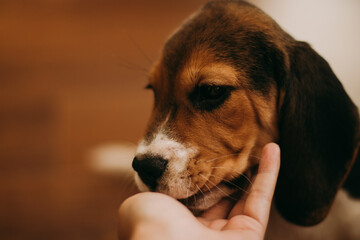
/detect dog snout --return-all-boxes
[132,156,168,189]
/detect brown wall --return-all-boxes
[0,1,207,239]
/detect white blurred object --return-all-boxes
[250,0,360,107]
[89,142,136,174]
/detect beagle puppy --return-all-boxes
[131,0,360,238]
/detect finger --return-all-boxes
[228,143,280,227]
[226,191,247,218]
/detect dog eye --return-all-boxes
[190,84,234,111]
[199,85,226,100]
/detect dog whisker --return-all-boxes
[193,190,197,206]
[202,153,240,163]
[196,183,205,195]
[120,140,138,146]
[187,178,192,202]
[196,184,207,206]
[198,174,237,201]
[211,166,253,186]
[119,174,137,196]
[122,29,153,66]
[203,182,212,193]
[118,61,149,74]
[207,174,249,194]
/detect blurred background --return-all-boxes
[0,0,359,239]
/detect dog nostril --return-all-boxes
[132,156,168,190]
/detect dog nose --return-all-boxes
[132,156,168,190]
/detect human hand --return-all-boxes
[118,143,280,240]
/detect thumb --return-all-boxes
[118,192,204,239]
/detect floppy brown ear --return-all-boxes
[275,41,359,226]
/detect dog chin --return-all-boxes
[135,172,244,211]
[178,183,235,211]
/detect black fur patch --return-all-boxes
[162,2,284,96]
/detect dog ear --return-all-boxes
[275,41,359,226]
[343,144,360,197]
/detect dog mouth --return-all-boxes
[178,171,255,211]
[178,182,234,210]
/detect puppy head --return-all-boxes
[134,0,283,208]
[132,0,359,226]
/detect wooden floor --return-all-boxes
[0,1,206,239]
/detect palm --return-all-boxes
[196,195,265,239]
